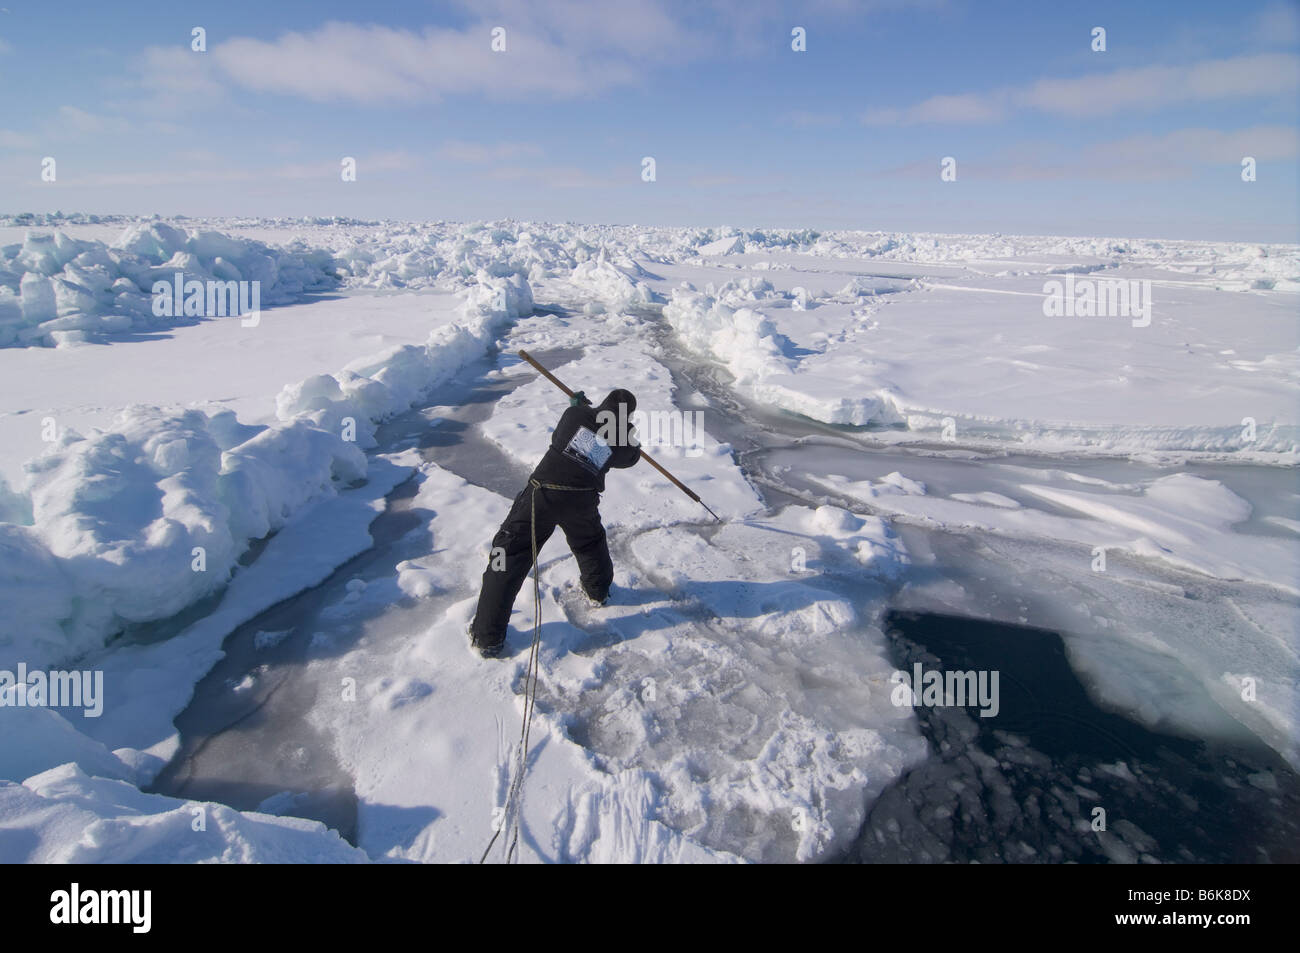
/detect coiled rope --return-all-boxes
[480,478,593,864]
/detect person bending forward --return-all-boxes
[468,388,640,657]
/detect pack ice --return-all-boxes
[0,217,1295,862]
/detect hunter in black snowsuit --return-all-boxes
[468,388,640,657]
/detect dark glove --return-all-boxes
[570,390,592,407]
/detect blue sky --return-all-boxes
[1,0,1297,240]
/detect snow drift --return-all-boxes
[0,223,340,348]
[0,270,533,672]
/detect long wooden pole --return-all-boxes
[517,350,722,522]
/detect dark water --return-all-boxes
[652,314,1300,865]
[143,304,1298,864]
[141,488,426,845]
[145,343,584,844]
[845,611,1300,864]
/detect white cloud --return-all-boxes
[0,128,34,148]
[864,53,1300,124]
[461,0,704,61]
[201,13,683,105]
[1086,124,1299,165]
[120,1,936,111]
[130,45,231,115]
[47,105,131,137]
[0,106,132,148]
[871,125,1298,181]
[1022,53,1299,117]
[865,92,1006,124]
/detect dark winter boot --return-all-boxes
[467,617,505,659]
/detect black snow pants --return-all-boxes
[469,480,613,651]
